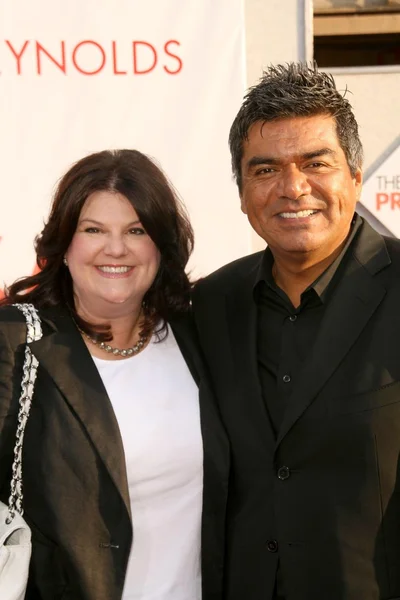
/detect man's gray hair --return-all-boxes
[229,62,363,191]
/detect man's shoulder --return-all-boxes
[195,251,264,293]
[353,219,400,277]
[383,234,400,259]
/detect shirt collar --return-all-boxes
[254,213,363,303]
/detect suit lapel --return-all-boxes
[28,313,131,520]
[170,313,230,488]
[170,314,204,385]
[277,222,390,447]
[170,312,230,463]
[226,266,276,448]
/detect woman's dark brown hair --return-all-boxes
[1,149,194,341]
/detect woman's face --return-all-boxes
[65,190,161,319]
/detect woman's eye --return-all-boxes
[129,227,145,235]
[84,227,101,233]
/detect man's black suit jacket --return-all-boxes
[0,307,229,600]
[193,219,400,600]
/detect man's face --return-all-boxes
[240,114,362,263]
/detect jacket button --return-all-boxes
[277,466,290,480]
[267,539,278,552]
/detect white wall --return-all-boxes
[331,71,400,174]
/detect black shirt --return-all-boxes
[255,215,362,435]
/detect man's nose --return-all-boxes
[277,166,312,200]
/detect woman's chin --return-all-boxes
[105,295,134,306]
[76,290,142,315]
[89,293,137,309]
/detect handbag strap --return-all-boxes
[6,303,43,524]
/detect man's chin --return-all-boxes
[269,236,323,255]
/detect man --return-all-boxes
[192,62,400,600]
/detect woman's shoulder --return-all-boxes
[0,304,68,341]
[0,305,27,324]
[0,305,29,350]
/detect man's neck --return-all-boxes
[272,245,345,308]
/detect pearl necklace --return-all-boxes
[80,329,148,358]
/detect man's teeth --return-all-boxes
[98,266,131,273]
[279,210,317,219]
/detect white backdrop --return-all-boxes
[0,0,248,296]
[359,141,400,237]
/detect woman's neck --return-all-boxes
[75,298,144,348]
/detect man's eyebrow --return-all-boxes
[301,148,336,160]
[246,156,282,170]
[246,148,337,170]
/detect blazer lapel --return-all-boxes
[170,312,231,468]
[277,223,390,447]
[226,267,276,448]
[170,314,204,386]
[28,313,131,520]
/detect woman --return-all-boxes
[0,150,229,600]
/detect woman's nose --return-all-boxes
[104,235,128,256]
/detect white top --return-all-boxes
[93,325,203,600]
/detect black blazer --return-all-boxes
[0,307,229,600]
[192,219,400,600]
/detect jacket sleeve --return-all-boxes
[0,323,24,500]
[0,326,15,415]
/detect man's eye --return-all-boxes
[255,167,274,175]
[307,162,325,168]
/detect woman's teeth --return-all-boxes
[97,266,131,273]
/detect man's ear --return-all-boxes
[240,193,247,215]
[354,167,363,202]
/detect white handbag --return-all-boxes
[0,304,42,600]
